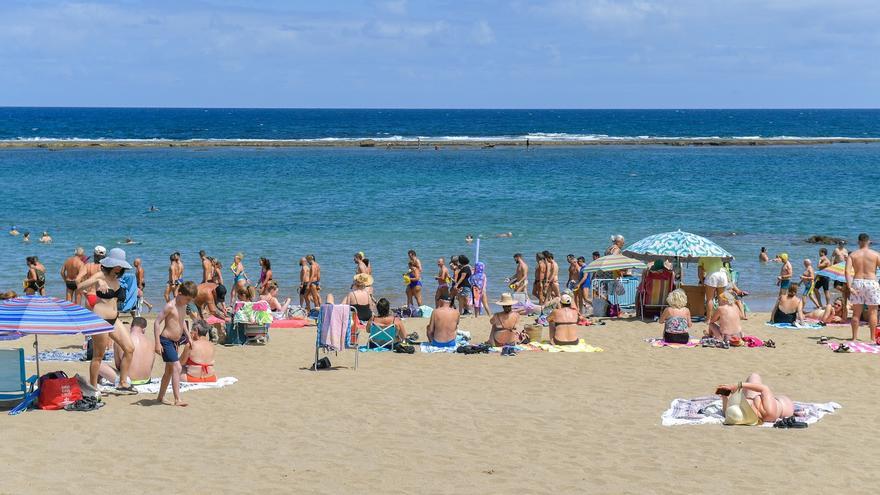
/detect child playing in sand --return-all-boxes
[154,280,198,406]
[707,292,742,342]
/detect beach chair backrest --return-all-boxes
[369,323,396,349]
[0,348,26,395]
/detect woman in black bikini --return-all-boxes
[344,273,374,323]
[770,284,805,325]
[24,256,46,295]
[548,294,581,345]
[77,248,137,393]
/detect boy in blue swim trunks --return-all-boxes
[154,281,198,407]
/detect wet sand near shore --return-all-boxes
[2,312,878,494]
[2,137,880,149]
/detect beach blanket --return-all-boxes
[826,341,880,354]
[661,396,841,427]
[646,338,699,348]
[527,339,603,353]
[488,344,537,353]
[765,322,823,329]
[26,349,113,362]
[233,302,273,325]
[100,376,237,394]
[805,318,863,327]
[420,339,464,353]
[318,304,351,352]
[270,318,308,329]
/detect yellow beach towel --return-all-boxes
[527,339,603,353]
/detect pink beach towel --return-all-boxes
[319,304,351,351]
[826,342,880,354]
[648,338,699,348]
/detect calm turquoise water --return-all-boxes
[2,144,879,310]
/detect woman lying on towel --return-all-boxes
[180,320,216,383]
[770,284,805,325]
[716,373,794,425]
[806,297,848,324]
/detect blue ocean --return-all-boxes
[2,108,879,310]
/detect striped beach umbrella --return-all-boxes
[624,230,733,262]
[0,296,114,375]
[816,262,880,283]
[584,254,647,273]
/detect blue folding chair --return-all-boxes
[0,348,39,416]
[367,322,398,350]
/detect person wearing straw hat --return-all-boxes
[77,247,137,393]
[344,273,375,323]
[716,373,795,426]
[488,293,521,347]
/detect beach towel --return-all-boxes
[318,304,351,352]
[646,338,699,348]
[826,342,880,354]
[765,321,823,329]
[26,349,113,362]
[527,339,603,353]
[100,376,237,394]
[117,271,139,312]
[488,344,537,353]
[805,318,863,327]
[661,396,841,427]
[233,302,273,325]
[270,318,308,329]
[205,315,228,325]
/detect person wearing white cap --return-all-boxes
[77,248,137,393]
[74,245,107,307]
[548,293,581,345]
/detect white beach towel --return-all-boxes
[100,376,237,394]
[661,396,841,427]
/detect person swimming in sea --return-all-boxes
[465,234,474,244]
[9,226,19,236]
[496,231,513,238]
[22,232,30,243]
[148,205,160,213]
[39,231,52,244]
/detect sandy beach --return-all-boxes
[1,312,877,494]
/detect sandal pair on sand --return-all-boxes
[64,397,105,412]
[773,416,808,429]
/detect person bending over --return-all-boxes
[427,295,460,347]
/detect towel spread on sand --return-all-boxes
[419,337,465,353]
[526,339,603,353]
[646,338,699,348]
[661,396,841,427]
[100,377,237,394]
[765,322,823,329]
[826,341,880,353]
[319,304,352,352]
[806,318,864,327]
[26,349,113,362]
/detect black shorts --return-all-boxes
[299,284,307,295]
[65,280,77,290]
[815,275,829,291]
[833,280,844,289]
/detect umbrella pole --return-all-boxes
[34,335,40,377]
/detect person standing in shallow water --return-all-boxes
[61,247,85,304]
[759,247,769,263]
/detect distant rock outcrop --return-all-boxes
[805,235,846,245]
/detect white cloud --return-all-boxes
[472,20,495,45]
[378,0,408,15]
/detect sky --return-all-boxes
[1,0,879,108]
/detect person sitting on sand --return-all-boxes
[194,282,228,320]
[707,292,743,342]
[261,281,291,315]
[233,284,256,304]
[367,298,407,346]
[426,295,460,347]
[180,320,216,383]
[344,273,374,323]
[488,293,521,347]
[806,297,848,324]
[98,317,155,386]
[548,293,580,345]
[658,289,692,344]
[716,373,795,425]
[770,284,805,325]
[39,231,52,244]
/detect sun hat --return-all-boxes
[495,293,516,306]
[723,387,762,426]
[94,245,107,256]
[100,248,132,269]
[353,273,373,287]
[560,293,573,306]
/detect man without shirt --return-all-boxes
[845,233,880,342]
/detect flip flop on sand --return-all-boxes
[115,385,139,395]
[817,336,829,344]
[833,343,851,353]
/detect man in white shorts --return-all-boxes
[845,233,880,342]
[699,256,728,320]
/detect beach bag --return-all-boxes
[607,304,621,318]
[38,371,82,410]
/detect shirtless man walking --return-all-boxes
[154,281,197,406]
[61,247,85,303]
[307,254,322,309]
[544,251,560,299]
[510,253,529,294]
[165,252,184,302]
[75,246,105,308]
[199,250,212,283]
[566,254,580,291]
[299,257,312,311]
[533,252,546,304]
[845,233,880,342]
[435,257,451,306]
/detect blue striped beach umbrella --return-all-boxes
[623,230,733,263]
[0,296,114,375]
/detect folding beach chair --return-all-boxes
[0,348,39,416]
[314,303,359,371]
[367,322,398,351]
[638,270,674,319]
